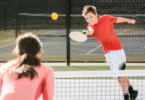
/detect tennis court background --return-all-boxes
[0,0,145,66]
[0,1,145,100]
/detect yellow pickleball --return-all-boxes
[51,13,58,20]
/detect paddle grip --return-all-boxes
[83,32,86,35]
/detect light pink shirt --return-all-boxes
[0,59,54,100]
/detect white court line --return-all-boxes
[0,31,54,49]
[0,43,15,49]
[86,30,128,54]
[118,30,128,35]
[0,30,64,50]
[86,45,102,54]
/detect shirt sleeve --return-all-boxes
[42,67,54,100]
[106,15,117,23]
[87,25,96,37]
[0,66,2,95]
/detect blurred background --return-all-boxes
[0,0,145,67]
[1,1,145,100]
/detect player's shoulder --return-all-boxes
[0,59,18,71]
[40,63,54,77]
[40,63,54,73]
[99,14,110,19]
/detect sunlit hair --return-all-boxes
[82,5,97,16]
[13,32,42,54]
[11,32,42,79]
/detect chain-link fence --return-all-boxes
[0,0,145,65]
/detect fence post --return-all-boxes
[1,2,9,31]
[66,0,70,66]
[4,3,7,31]
[15,1,20,37]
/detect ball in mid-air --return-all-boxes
[51,13,58,20]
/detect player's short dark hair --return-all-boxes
[82,5,97,16]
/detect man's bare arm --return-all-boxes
[117,17,136,24]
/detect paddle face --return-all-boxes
[69,32,87,42]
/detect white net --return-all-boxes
[38,70,145,100]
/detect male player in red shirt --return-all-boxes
[82,5,138,100]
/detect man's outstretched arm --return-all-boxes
[117,17,136,24]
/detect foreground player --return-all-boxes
[0,33,54,100]
[82,5,138,100]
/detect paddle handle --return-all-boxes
[82,30,89,35]
[83,32,86,35]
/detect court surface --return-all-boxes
[0,29,145,100]
[0,29,144,55]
